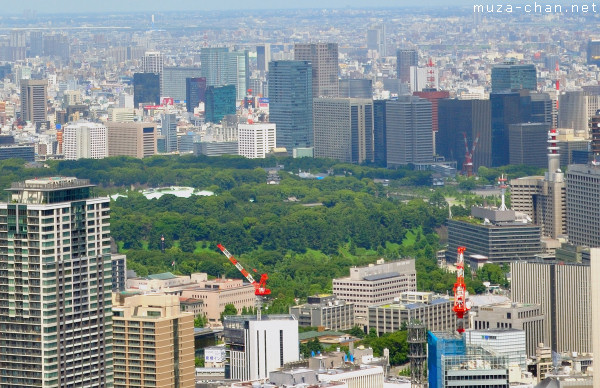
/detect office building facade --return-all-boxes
[396,48,418,83]
[294,43,339,98]
[185,77,207,113]
[0,144,35,162]
[112,294,195,388]
[490,91,532,166]
[256,44,271,72]
[205,85,236,124]
[161,113,178,153]
[566,164,600,247]
[20,78,47,125]
[133,73,160,107]
[313,98,373,164]
[160,67,202,101]
[332,259,417,326]
[238,123,276,159]
[465,329,527,371]
[107,122,157,158]
[511,261,591,353]
[224,315,299,381]
[491,62,537,93]
[0,177,113,387]
[142,51,164,74]
[339,79,372,99]
[368,292,455,335]
[268,60,313,152]
[289,294,355,331]
[437,99,492,170]
[200,48,249,100]
[63,121,108,160]
[508,122,550,168]
[385,96,433,166]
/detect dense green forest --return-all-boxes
[0,155,518,312]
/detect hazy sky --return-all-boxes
[5,0,473,14]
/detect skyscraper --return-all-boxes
[385,96,433,167]
[200,47,229,87]
[0,177,114,387]
[373,100,388,166]
[161,113,178,153]
[508,123,551,168]
[142,51,164,74]
[20,78,47,125]
[490,91,532,166]
[396,48,418,83]
[205,85,236,124]
[587,40,600,66]
[200,47,249,100]
[294,43,339,98]
[268,60,313,152]
[107,122,157,158]
[491,62,537,93]
[339,79,372,99]
[225,50,250,100]
[185,77,207,113]
[313,98,373,163]
[256,44,271,72]
[29,31,43,57]
[133,73,160,107]
[366,24,386,56]
[160,67,202,101]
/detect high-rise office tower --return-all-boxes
[339,79,372,99]
[63,121,108,160]
[313,98,373,163]
[224,315,299,381]
[200,48,249,100]
[161,113,178,153]
[366,24,386,56]
[185,77,207,113]
[509,123,551,168]
[256,44,271,72]
[43,34,70,62]
[396,48,418,83]
[373,100,387,166]
[160,67,202,101]
[566,164,600,247]
[491,62,537,93]
[587,40,600,66]
[205,85,236,124]
[294,43,339,98]
[133,73,160,107]
[142,51,164,74]
[510,129,567,239]
[558,91,588,135]
[384,96,433,167]
[112,294,195,388]
[107,122,157,158]
[511,261,591,353]
[437,99,492,170]
[268,60,313,152]
[413,90,450,134]
[9,30,26,61]
[238,123,277,159]
[0,177,114,387]
[20,78,47,125]
[29,31,44,57]
[490,91,533,166]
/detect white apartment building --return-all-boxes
[332,258,417,326]
[224,315,299,381]
[238,123,276,159]
[63,121,107,160]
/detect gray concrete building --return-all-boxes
[472,302,544,357]
[566,163,600,247]
[368,292,455,336]
[160,66,202,101]
[511,261,591,353]
[194,141,239,156]
[339,79,372,99]
[509,122,550,168]
[332,258,416,326]
[289,294,354,331]
[294,43,339,98]
[446,206,542,263]
[313,98,374,164]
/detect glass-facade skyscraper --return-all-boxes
[0,177,113,387]
[491,62,537,93]
[185,77,207,113]
[205,85,236,124]
[268,60,313,152]
[133,72,160,107]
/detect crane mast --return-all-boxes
[453,246,470,333]
[217,244,271,320]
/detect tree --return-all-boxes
[346,325,366,339]
[194,314,208,328]
[220,304,238,322]
[300,337,324,357]
[179,233,197,253]
[195,357,204,367]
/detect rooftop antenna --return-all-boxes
[498,174,508,211]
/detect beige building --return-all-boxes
[20,78,47,124]
[126,272,207,292]
[180,278,255,325]
[108,107,135,122]
[332,258,417,326]
[112,294,195,388]
[107,121,157,158]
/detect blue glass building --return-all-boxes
[205,85,236,124]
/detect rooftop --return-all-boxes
[363,272,401,281]
[299,330,347,341]
[146,272,178,280]
[7,177,94,191]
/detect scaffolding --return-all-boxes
[408,321,428,388]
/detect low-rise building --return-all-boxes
[290,294,355,330]
[368,292,455,335]
[465,329,527,371]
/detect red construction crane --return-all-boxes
[453,246,470,334]
[217,243,271,297]
[462,133,479,177]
